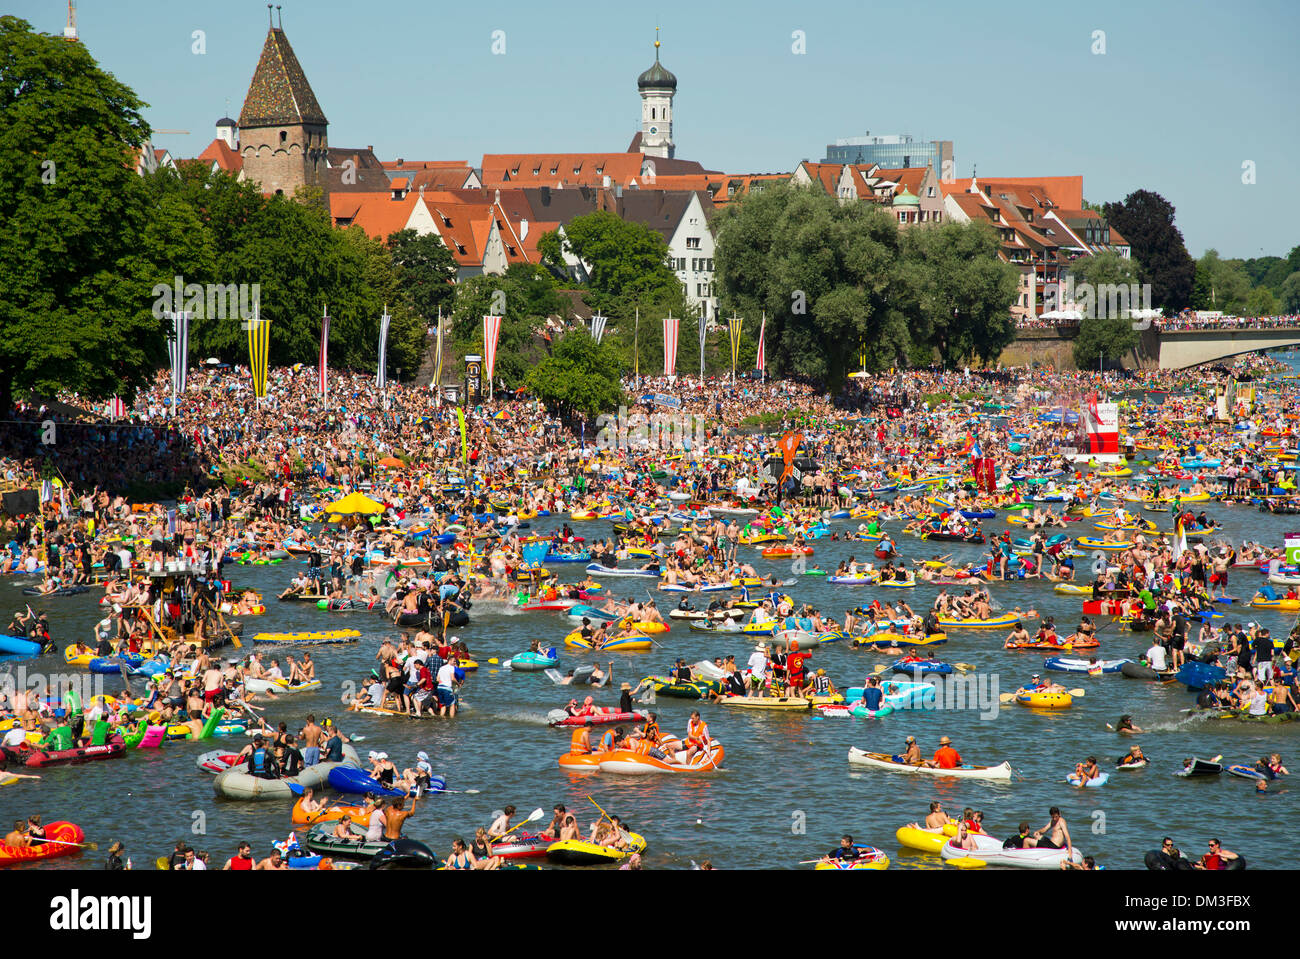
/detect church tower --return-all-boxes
[238,9,329,198]
[637,29,676,160]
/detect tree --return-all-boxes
[1102,190,1195,312]
[1191,249,1251,314]
[903,221,1018,367]
[448,267,560,390]
[715,185,923,386]
[1073,316,1138,370]
[555,212,683,314]
[526,330,624,418]
[0,16,162,410]
[387,229,457,323]
[1281,272,1300,314]
[1064,250,1140,290]
[1246,285,1278,318]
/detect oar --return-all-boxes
[588,795,634,845]
[38,836,99,851]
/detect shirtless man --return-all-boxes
[300,715,323,767]
[382,796,417,841]
[1029,806,1072,855]
[903,801,951,833]
[897,735,923,765]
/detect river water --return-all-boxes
[3,362,1298,871]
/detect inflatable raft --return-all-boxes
[545,831,647,865]
[212,744,361,801]
[597,741,725,775]
[939,832,1083,869]
[0,821,85,867]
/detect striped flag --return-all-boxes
[698,313,707,377]
[167,310,189,396]
[663,314,680,377]
[244,308,270,399]
[590,313,607,345]
[319,305,330,398]
[377,306,391,390]
[106,397,126,420]
[483,315,502,393]
[728,314,743,374]
[756,314,767,373]
[433,315,445,396]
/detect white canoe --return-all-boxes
[847,747,1012,781]
[939,832,1083,869]
[213,744,360,801]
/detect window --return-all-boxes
[442,216,452,227]
[549,166,558,175]
[455,244,467,254]
[927,186,935,197]
[533,166,540,175]
[279,131,287,143]
[686,237,700,249]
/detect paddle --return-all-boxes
[588,795,634,845]
[39,836,99,851]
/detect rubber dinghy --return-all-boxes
[939,832,1083,869]
[213,744,361,801]
[847,747,1012,780]
[597,740,725,775]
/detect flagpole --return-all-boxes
[167,311,176,420]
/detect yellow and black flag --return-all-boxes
[727,314,743,375]
[245,311,271,400]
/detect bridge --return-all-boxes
[1000,324,1300,370]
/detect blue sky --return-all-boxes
[16,0,1298,259]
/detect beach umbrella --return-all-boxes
[378,456,406,469]
[324,491,385,516]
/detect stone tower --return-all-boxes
[238,20,329,198]
[637,29,676,160]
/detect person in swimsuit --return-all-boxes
[444,837,479,869]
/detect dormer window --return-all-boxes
[550,166,558,175]
[533,166,540,175]
[442,216,452,227]
[455,244,467,254]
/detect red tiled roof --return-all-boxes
[481,152,646,189]
[329,191,421,240]
[196,138,243,173]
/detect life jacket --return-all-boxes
[249,747,269,775]
[569,729,590,755]
[643,720,659,742]
[686,718,706,744]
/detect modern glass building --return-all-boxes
[822,134,953,174]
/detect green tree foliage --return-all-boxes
[1246,285,1279,317]
[1191,249,1251,314]
[0,16,161,409]
[552,212,684,315]
[903,221,1018,367]
[448,265,562,390]
[1281,272,1300,314]
[526,330,625,419]
[1065,250,1142,368]
[715,185,1015,383]
[139,168,421,379]
[1102,190,1195,312]
[1064,250,1140,289]
[1073,317,1138,370]
[387,228,457,322]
